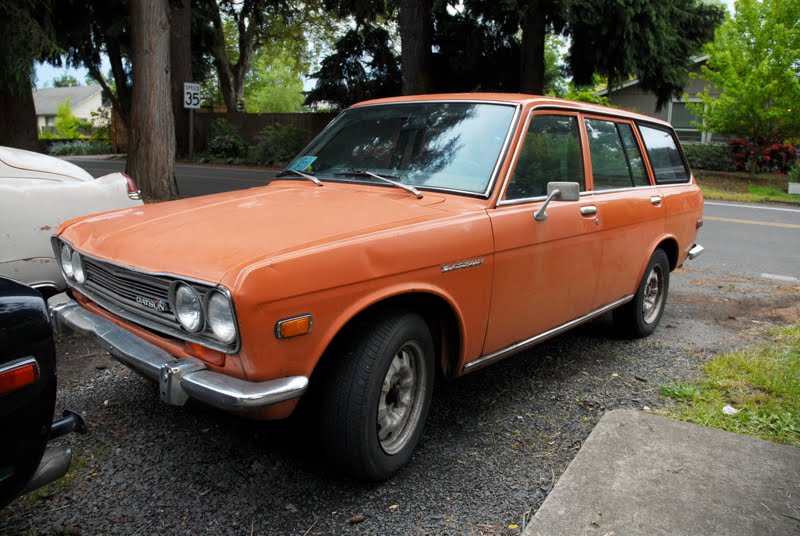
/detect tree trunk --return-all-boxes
[128,0,178,200]
[519,3,546,95]
[107,39,132,127]
[170,0,192,156]
[0,74,39,151]
[206,0,240,112]
[399,0,434,95]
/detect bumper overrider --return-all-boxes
[47,293,308,412]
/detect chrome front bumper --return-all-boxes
[47,293,308,412]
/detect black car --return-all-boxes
[0,276,85,508]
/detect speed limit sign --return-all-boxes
[183,82,201,109]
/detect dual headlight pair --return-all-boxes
[170,282,237,345]
[58,242,237,346]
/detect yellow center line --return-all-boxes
[704,216,800,229]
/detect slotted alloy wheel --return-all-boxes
[642,263,665,325]
[377,340,428,455]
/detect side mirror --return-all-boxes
[534,182,581,222]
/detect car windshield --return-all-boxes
[286,102,517,195]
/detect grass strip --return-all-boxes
[660,325,800,447]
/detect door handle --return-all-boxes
[580,205,597,216]
[650,196,662,206]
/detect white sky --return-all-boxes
[35,0,738,89]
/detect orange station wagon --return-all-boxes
[49,94,704,480]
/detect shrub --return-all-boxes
[48,140,112,156]
[763,143,797,174]
[250,123,310,166]
[207,118,248,159]
[682,143,734,171]
[730,138,798,174]
[54,99,91,140]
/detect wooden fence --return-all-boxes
[112,111,337,153]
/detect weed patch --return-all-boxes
[661,325,800,446]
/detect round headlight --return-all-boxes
[172,283,203,332]
[71,250,86,284]
[60,244,74,280]
[207,291,237,344]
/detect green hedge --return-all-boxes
[48,140,113,156]
[682,143,735,171]
[250,124,310,166]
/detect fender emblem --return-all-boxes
[136,296,168,312]
[441,258,484,273]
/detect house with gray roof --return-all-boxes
[598,56,727,144]
[33,85,104,135]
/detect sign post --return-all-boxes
[183,82,201,158]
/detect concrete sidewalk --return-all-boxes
[524,409,800,536]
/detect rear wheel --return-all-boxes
[320,310,434,480]
[613,249,670,338]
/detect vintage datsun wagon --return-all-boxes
[49,94,704,480]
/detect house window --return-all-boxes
[668,102,704,143]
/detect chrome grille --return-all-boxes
[75,255,237,353]
[83,258,179,327]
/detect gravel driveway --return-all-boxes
[2,266,797,535]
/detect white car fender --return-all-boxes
[0,172,143,290]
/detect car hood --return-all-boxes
[59,181,452,284]
[0,146,94,181]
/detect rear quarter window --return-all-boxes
[638,124,690,184]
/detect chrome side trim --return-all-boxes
[47,293,308,411]
[464,296,633,372]
[688,244,704,260]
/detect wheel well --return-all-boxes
[657,238,679,271]
[312,293,462,385]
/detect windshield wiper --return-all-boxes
[275,168,323,187]
[334,169,423,199]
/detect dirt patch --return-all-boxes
[56,333,115,386]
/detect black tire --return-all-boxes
[320,310,435,481]
[613,249,670,338]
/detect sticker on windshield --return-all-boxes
[288,156,317,172]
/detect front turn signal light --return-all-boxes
[275,314,313,339]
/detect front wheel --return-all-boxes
[613,249,670,338]
[320,310,435,480]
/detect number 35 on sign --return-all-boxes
[184,83,201,109]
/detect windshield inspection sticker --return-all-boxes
[288,156,317,172]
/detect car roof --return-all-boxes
[352,93,674,129]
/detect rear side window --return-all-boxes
[638,125,690,184]
[585,119,651,190]
[618,124,650,187]
[506,114,584,200]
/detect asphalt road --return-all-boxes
[701,200,800,281]
[66,157,276,197]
